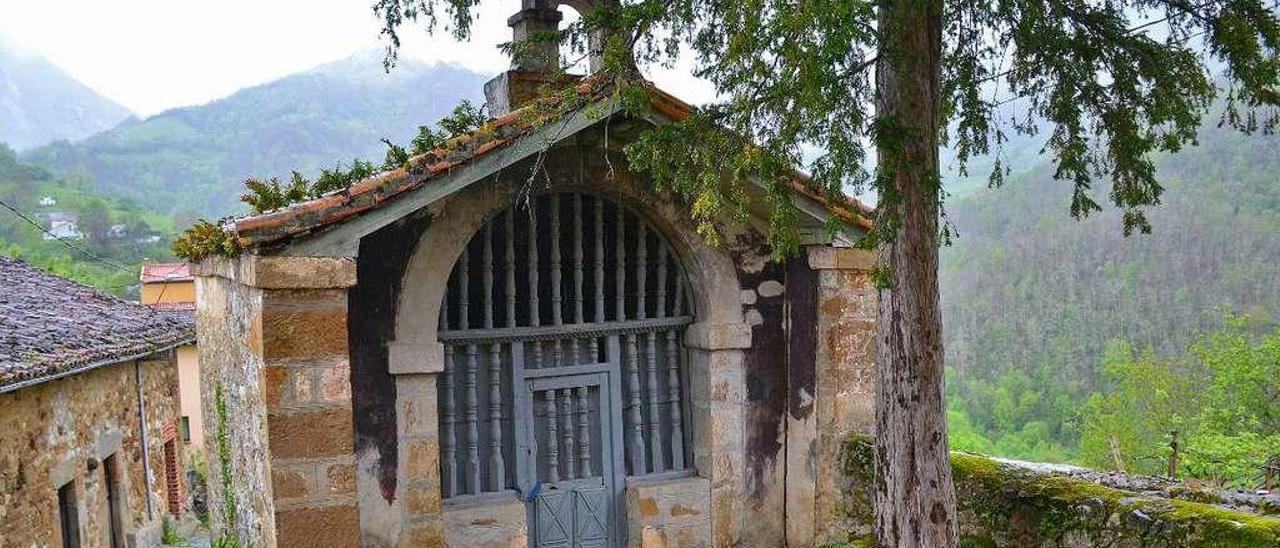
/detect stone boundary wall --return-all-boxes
[830,434,1280,548]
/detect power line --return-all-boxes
[0,197,133,272]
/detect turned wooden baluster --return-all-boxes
[616,207,646,474]
[550,195,563,368]
[440,285,457,497]
[592,196,605,361]
[483,223,505,491]
[560,388,577,479]
[544,389,560,482]
[505,211,517,329]
[668,275,686,469]
[576,386,592,477]
[639,224,665,471]
[528,199,542,370]
[572,193,585,365]
[459,247,482,493]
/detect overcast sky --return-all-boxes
[0,0,712,117]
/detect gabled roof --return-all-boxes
[140,262,193,283]
[223,79,873,252]
[0,255,194,393]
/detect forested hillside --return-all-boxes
[940,111,1280,476]
[0,143,172,296]
[23,51,486,218]
[0,38,133,150]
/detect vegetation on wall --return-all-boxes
[211,385,240,548]
[171,100,489,261]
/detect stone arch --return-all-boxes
[392,170,745,352]
[384,157,755,546]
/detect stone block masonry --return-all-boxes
[626,476,712,548]
[195,255,360,548]
[0,354,183,547]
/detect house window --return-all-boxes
[57,480,80,548]
[104,454,125,548]
[180,417,191,444]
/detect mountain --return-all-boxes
[24,51,488,218]
[0,37,133,150]
[939,107,1280,460]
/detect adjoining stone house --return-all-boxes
[0,255,193,547]
[192,7,878,548]
[140,262,205,451]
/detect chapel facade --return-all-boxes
[194,4,879,547]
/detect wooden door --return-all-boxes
[522,368,619,548]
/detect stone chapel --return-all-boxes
[193,3,879,547]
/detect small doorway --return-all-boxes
[104,454,125,548]
[523,368,618,547]
[57,480,80,548]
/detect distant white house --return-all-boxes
[108,224,129,239]
[44,220,83,241]
[38,196,56,207]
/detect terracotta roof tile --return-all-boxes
[226,80,873,248]
[140,262,192,283]
[0,255,195,391]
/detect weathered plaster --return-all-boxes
[0,355,181,547]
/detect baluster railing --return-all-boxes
[592,196,605,361]
[576,386,592,477]
[550,196,563,369]
[544,389,560,482]
[625,332,646,475]
[505,211,516,328]
[560,388,577,479]
[669,277,686,469]
[460,247,482,493]
[483,224,505,491]
[440,289,457,497]
[528,200,542,370]
[572,193,584,366]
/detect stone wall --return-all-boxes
[443,496,528,547]
[0,353,183,547]
[196,255,360,547]
[833,434,1280,547]
[195,270,275,545]
[626,476,713,548]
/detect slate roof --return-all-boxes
[225,78,873,249]
[0,255,195,392]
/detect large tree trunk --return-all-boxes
[872,0,958,546]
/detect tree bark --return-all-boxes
[873,0,958,546]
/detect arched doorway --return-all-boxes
[435,191,694,547]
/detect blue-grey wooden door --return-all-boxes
[521,367,621,548]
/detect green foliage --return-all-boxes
[175,97,494,260]
[171,220,240,262]
[377,0,1278,248]
[212,385,241,548]
[239,173,309,214]
[0,142,175,297]
[161,516,185,546]
[1077,319,1280,488]
[22,54,487,218]
[381,138,409,171]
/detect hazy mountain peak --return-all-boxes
[0,37,133,150]
[23,57,489,217]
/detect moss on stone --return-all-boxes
[835,436,1280,547]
